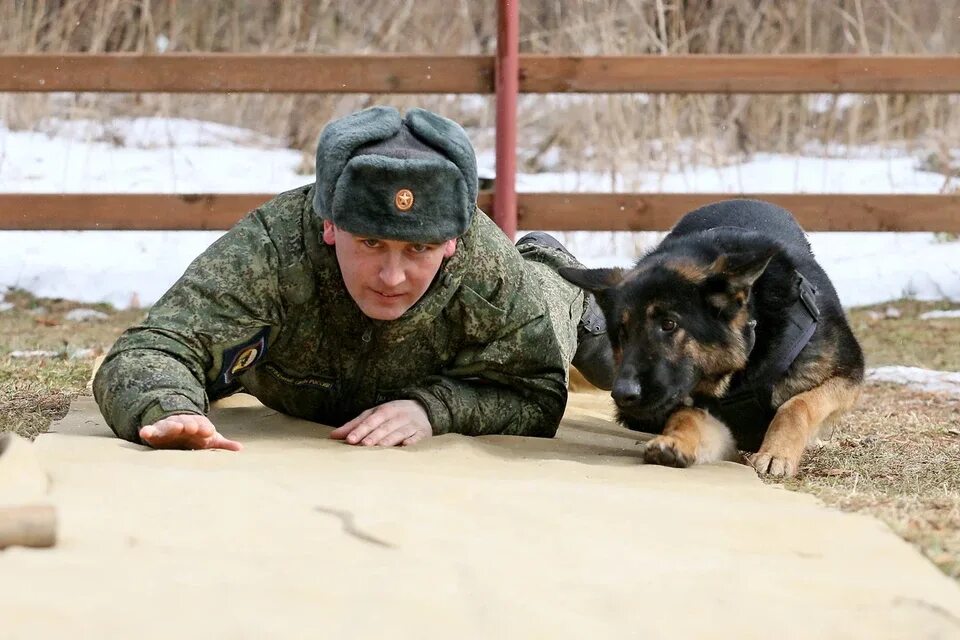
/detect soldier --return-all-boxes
[93,106,614,451]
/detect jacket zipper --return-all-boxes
[346,321,377,406]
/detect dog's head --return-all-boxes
[561,241,777,423]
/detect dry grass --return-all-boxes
[0,288,143,439]
[849,299,960,370]
[2,0,960,177]
[785,383,960,580]
[774,299,960,580]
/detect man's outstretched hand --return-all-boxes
[139,413,243,451]
[330,400,432,447]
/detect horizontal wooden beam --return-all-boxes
[1,193,957,232]
[520,55,960,94]
[0,54,493,94]
[1,54,959,94]
[490,193,960,232]
[0,194,271,230]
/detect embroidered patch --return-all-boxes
[219,327,270,385]
[395,188,414,211]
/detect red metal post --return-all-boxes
[494,0,519,239]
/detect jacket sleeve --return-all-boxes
[93,210,284,443]
[399,312,569,438]
[398,247,571,438]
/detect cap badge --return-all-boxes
[395,188,414,212]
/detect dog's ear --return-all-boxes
[558,266,624,315]
[704,248,778,315]
[557,266,624,294]
[714,247,777,290]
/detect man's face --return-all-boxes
[323,221,457,321]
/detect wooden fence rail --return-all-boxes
[2,193,957,232]
[2,54,960,94]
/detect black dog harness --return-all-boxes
[705,271,820,452]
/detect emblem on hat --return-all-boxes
[395,188,414,211]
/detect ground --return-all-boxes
[1,289,958,580]
[786,301,960,580]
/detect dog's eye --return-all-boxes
[660,319,678,333]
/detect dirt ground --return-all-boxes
[1,289,958,580]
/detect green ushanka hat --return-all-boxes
[313,105,478,243]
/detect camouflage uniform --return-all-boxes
[94,184,584,443]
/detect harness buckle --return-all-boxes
[796,272,820,320]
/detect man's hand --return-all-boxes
[139,413,243,451]
[330,400,433,447]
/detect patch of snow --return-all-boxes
[36,117,281,149]
[807,94,863,114]
[9,350,60,359]
[866,366,960,397]
[919,309,960,320]
[69,348,99,359]
[64,308,109,322]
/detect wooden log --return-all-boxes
[0,505,57,549]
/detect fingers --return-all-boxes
[208,433,244,452]
[333,401,432,447]
[330,408,374,440]
[332,407,393,445]
[346,412,393,445]
[362,419,415,447]
[139,413,241,452]
[402,430,428,446]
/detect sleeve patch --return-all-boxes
[218,327,271,385]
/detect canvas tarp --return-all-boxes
[1,393,959,639]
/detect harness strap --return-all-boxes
[709,271,820,451]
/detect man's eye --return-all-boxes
[362,239,380,248]
[410,244,429,254]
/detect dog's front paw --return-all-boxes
[644,435,695,468]
[749,450,799,477]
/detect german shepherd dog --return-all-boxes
[560,199,864,477]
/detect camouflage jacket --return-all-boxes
[93,185,569,443]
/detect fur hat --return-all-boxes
[313,106,478,243]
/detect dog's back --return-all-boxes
[669,199,810,252]
[665,199,851,342]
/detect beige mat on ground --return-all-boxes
[2,393,959,639]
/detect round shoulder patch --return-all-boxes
[230,346,260,375]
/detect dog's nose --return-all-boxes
[611,377,642,408]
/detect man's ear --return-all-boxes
[442,238,457,259]
[322,220,336,246]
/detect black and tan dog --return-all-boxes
[560,199,864,477]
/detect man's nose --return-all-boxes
[379,256,406,288]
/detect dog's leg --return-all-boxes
[751,377,861,477]
[644,408,737,468]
